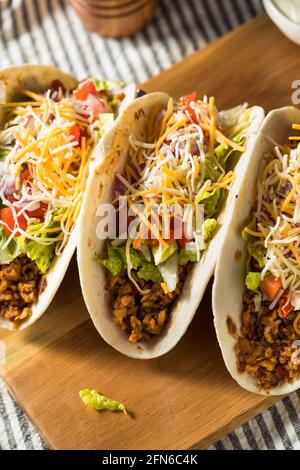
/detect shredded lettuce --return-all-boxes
[79,389,127,414]
[17,236,55,274]
[242,217,265,291]
[152,240,177,266]
[0,147,11,161]
[178,245,198,265]
[196,189,221,215]
[202,218,218,243]
[215,144,235,167]
[97,243,125,277]
[242,217,257,241]
[0,226,22,264]
[205,159,221,181]
[98,242,162,283]
[246,238,265,268]
[137,260,162,283]
[245,272,261,292]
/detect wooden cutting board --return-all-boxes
[1,14,300,450]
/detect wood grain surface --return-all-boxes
[1,14,300,450]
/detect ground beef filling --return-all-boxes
[0,256,43,325]
[106,264,191,343]
[236,292,300,390]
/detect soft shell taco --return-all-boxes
[0,65,136,329]
[213,107,300,395]
[78,91,264,358]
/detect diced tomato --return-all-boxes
[260,275,282,301]
[6,195,16,203]
[181,92,198,123]
[278,297,294,318]
[0,207,28,237]
[69,125,88,145]
[26,202,48,220]
[74,80,97,101]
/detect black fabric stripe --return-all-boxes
[13,401,34,450]
[228,431,243,450]
[242,422,259,450]
[283,396,300,443]
[114,39,140,83]
[62,2,105,77]
[142,27,164,71]
[213,440,226,450]
[32,0,59,67]
[172,0,199,51]
[189,0,213,42]
[14,0,35,63]
[59,0,102,77]
[255,414,276,450]
[246,0,258,17]
[202,0,224,37]
[0,4,13,64]
[7,0,27,62]
[130,35,152,78]
[230,0,245,23]
[217,0,234,30]
[159,0,186,57]
[104,41,129,82]
[269,405,294,450]
[152,14,178,63]
[21,0,41,61]
[0,392,17,450]
[237,0,255,19]
[45,0,76,74]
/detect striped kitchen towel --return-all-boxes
[1,0,299,452]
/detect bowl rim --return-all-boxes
[263,0,300,28]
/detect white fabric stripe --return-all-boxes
[25,0,54,64]
[1,0,23,63]
[13,1,36,63]
[2,385,27,450]
[235,0,254,20]
[39,0,73,73]
[221,0,240,29]
[190,0,217,42]
[155,6,183,62]
[275,400,297,449]
[134,31,161,77]
[164,1,195,57]
[203,0,228,36]
[244,416,267,450]
[149,14,179,64]
[52,0,88,76]
[173,0,207,50]
[65,4,107,78]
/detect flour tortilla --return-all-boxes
[212,107,300,395]
[78,92,265,358]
